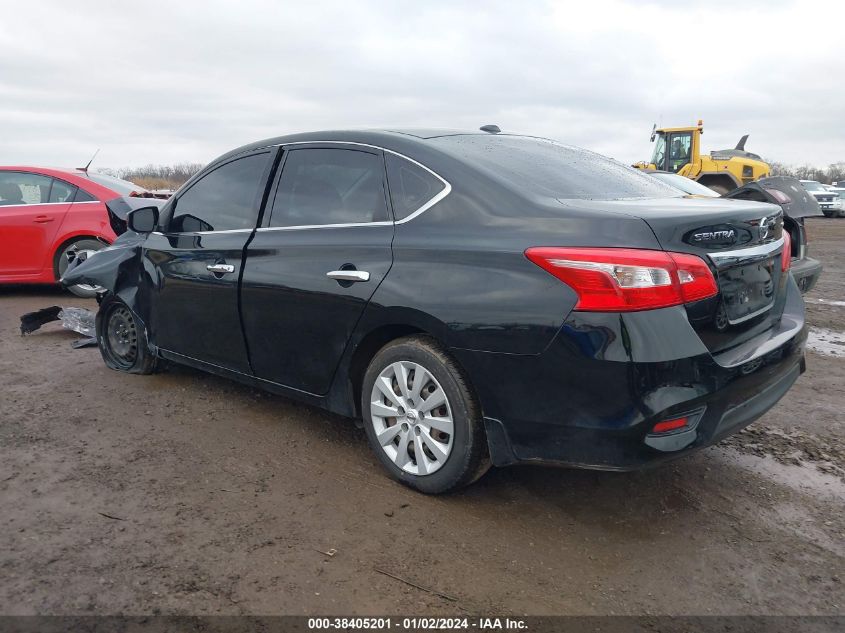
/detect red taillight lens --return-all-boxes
[781,231,791,272]
[652,416,689,434]
[525,247,718,312]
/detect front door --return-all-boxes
[146,150,276,373]
[241,145,395,394]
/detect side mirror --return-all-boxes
[127,206,159,233]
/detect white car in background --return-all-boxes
[800,179,843,217]
[829,186,845,216]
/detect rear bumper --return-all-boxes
[791,256,822,293]
[453,277,807,470]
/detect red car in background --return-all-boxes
[0,167,151,296]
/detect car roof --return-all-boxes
[212,128,545,166]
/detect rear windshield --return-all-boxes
[431,135,681,200]
[86,172,145,195]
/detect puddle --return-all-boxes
[806,327,845,357]
[716,446,845,502]
[805,298,845,308]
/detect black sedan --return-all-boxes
[64,129,807,493]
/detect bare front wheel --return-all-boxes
[98,299,158,374]
[362,336,489,494]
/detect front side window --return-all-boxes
[0,172,53,205]
[385,154,446,220]
[169,153,271,232]
[668,132,692,173]
[269,148,389,227]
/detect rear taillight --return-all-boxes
[781,231,791,272]
[525,247,718,312]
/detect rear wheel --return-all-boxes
[57,238,105,298]
[98,300,158,374]
[361,336,489,494]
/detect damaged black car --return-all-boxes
[63,129,808,494]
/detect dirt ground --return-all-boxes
[1,219,844,617]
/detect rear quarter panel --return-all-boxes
[366,169,662,355]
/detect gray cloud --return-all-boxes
[1,0,842,169]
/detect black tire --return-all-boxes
[56,238,106,298]
[361,335,490,494]
[97,299,158,374]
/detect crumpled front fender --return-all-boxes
[60,232,146,293]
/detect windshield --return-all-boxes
[801,181,825,192]
[648,172,721,197]
[650,133,666,170]
[432,135,681,200]
[87,172,146,195]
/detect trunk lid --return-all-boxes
[561,197,790,357]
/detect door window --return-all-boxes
[269,149,389,227]
[385,153,446,220]
[668,132,692,173]
[49,179,78,203]
[0,172,53,205]
[169,153,271,232]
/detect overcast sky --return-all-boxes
[1,0,842,170]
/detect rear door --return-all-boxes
[241,144,394,394]
[0,171,72,276]
[145,150,276,372]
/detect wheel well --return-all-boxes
[696,174,739,194]
[347,324,425,417]
[52,235,108,280]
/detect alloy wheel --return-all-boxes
[369,361,454,476]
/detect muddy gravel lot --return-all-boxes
[2,219,844,617]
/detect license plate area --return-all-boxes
[718,257,776,324]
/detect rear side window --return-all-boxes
[0,172,53,205]
[73,188,96,202]
[49,180,78,203]
[170,153,271,232]
[385,154,446,220]
[269,148,389,227]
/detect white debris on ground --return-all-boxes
[806,327,845,357]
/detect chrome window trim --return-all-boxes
[266,140,452,228]
[157,140,452,236]
[151,228,254,236]
[256,221,393,233]
[0,200,101,209]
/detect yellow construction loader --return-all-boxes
[634,120,770,194]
